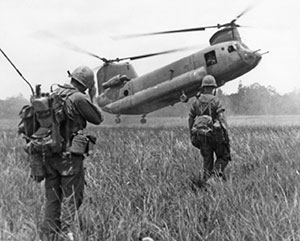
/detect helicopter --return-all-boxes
[92,9,266,124]
[35,9,266,124]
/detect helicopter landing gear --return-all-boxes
[180,91,188,103]
[140,115,147,124]
[115,115,121,124]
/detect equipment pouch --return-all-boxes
[18,105,39,138]
[70,134,89,154]
[29,154,45,182]
[87,135,97,155]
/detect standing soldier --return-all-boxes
[188,75,231,186]
[20,66,103,241]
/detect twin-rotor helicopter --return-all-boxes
[21,8,266,124]
[87,8,267,124]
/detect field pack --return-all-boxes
[18,85,76,157]
[191,114,214,138]
[191,99,215,140]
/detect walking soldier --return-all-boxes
[188,75,231,185]
[19,66,103,240]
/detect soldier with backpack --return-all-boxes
[188,75,231,186]
[19,66,103,241]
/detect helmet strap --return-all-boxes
[71,79,87,93]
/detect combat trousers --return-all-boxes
[198,136,231,181]
[39,153,85,241]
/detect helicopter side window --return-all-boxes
[228,45,236,53]
[205,51,217,67]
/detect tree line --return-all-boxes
[219,82,300,115]
[1,83,300,119]
[152,82,300,117]
[0,95,29,119]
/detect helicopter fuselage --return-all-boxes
[97,40,261,115]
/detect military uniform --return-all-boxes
[188,75,231,183]
[37,67,103,241]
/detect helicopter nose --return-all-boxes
[254,51,262,65]
[244,50,262,68]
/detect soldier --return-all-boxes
[188,75,231,186]
[33,66,103,241]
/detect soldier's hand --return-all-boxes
[88,85,96,102]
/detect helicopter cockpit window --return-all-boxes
[228,45,236,53]
[205,51,217,67]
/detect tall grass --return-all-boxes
[1,124,300,240]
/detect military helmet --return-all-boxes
[69,66,95,89]
[201,75,217,88]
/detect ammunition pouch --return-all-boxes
[29,154,45,182]
[24,138,62,157]
[70,133,97,155]
[24,127,63,157]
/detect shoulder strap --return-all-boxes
[199,98,213,116]
[56,86,78,99]
[54,86,78,153]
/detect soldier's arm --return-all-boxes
[214,97,228,129]
[74,93,103,125]
[188,102,197,131]
[217,111,228,130]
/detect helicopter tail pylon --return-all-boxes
[96,62,138,94]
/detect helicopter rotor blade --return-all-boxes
[33,31,202,65]
[62,42,108,62]
[234,4,254,22]
[33,31,108,63]
[91,45,201,69]
[114,26,219,39]
[115,5,256,39]
[59,40,108,62]
[111,45,202,62]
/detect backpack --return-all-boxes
[18,86,77,156]
[191,114,214,138]
[191,99,215,140]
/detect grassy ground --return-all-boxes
[101,115,300,127]
[1,117,300,240]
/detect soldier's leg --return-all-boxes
[59,154,85,237]
[40,163,62,241]
[214,142,231,180]
[199,141,214,181]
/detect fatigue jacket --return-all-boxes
[188,94,224,131]
[55,84,103,135]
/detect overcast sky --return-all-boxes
[0,0,299,99]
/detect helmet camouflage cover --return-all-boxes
[201,75,217,88]
[69,66,95,89]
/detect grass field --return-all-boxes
[1,116,300,240]
[102,115,300,127]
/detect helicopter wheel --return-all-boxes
[115,115,121,124]
[180,91,188,103]
[140,115,147,124]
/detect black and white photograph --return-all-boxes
[1,0,300,240]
